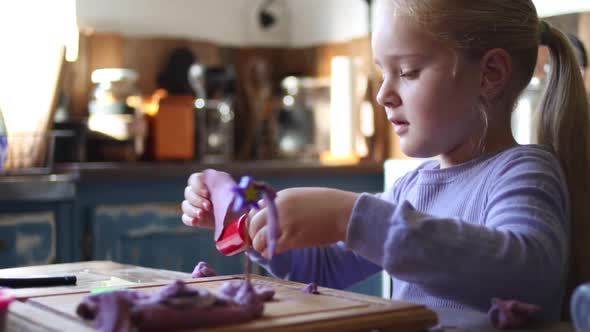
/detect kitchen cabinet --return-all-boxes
[0,212,55,268]
[0,174,76,267]
[91,203,243,275]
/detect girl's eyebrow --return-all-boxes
[374,53,427,66]
[386,53,427,60]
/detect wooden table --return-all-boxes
[1,261,437,331]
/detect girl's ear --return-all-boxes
[480,48,512,99]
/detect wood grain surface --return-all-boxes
[3,261,437,331]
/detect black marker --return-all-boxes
[0,275,77,288]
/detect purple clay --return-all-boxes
[76,290,147,320]
[77,280,275,331]
[191,261,217,278]
[93,292,134,332]
[301,282,320,294]
[219,280,275,303]
[154,280,216,309]
[488,298,541,329]
[234,281,258,306]
[218,281,242,300]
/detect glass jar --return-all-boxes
[196,98,234,162]
[277,76,328,159]
[87,68,145,161]
[190,64,237,162]
[89,68,141,115]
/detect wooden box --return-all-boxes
[153,95,195,160]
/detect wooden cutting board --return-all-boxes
[8,274,437,331]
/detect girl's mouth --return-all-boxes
[391,120,409,135]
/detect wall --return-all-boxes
[63,33,391,162]
[77,0,264,46]
[76,0,370,47]
[534,0,590,17]
[77,0,590,47]
[285,0,369,47]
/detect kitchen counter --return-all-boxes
[0,173,78,201]
[54,160,384,182]
[0,160,384,199]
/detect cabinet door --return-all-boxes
[0,212,56,268]
[92,203,244,275]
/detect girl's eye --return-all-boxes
[400,70,419,79]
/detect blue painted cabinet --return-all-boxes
[0,212,56,268]
[0,174,76,268]
[91,203,244,275]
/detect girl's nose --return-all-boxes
[376,82,402,109]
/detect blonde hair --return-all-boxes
[537,23,590,318]
[389,0,590,319]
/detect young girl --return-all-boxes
[182,0,590,320]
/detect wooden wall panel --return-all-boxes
[59,11,590,162]
[121,37,223,95]
[88,34,125,71]
[312,37,392,160]
[233,47,280,159]
[64,33,393,161]
[66,33,92,121]
[277,47,317,77]
[67,33,224,119]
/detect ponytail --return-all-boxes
[536,21,590,318]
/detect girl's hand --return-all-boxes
[181,173,215,228]
[247,188,359,257]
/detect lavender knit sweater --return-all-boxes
[252,145,569,319]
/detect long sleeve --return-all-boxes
[346,146,569,319]
[249,241,383,290]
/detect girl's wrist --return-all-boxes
[336,192,360,241]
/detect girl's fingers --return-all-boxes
[182,173,214,229]
[182,207,215,229]
[275,232,289,255]
[188,173,210,198]
[187,173,201,186]
[248,208,267,242]
[184,186,211,211]
[182,213,197,227]
[181,200,205,219]
[251,224,268,256]
[256,198,267,209]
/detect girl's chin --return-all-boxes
[400,141,437,159]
